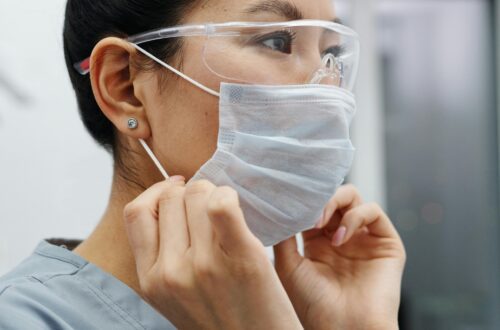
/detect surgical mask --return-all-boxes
[74,20,359,245]
[133,46,356,246]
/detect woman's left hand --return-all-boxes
[273,184,406,330]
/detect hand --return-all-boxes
[274,184,406,330]
[124,177,303,330]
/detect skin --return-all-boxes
[74,0,406,329]
[274,184,405,330]
[122,177,302,329]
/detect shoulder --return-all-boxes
[0,277,70,329]
[0,241,92,329]
[0,240,166,330]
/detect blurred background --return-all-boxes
[0,0,499,329]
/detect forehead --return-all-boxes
[188,0,337,23]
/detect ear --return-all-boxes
[89,37,151,139]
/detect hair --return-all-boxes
[63,0,199,155]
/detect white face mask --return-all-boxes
[135,46,356,246]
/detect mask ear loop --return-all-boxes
[131,44,221,180]
[139,139,170,180]
[131,44,220,98]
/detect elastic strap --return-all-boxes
[139,139,169,180]
[131,44,220,98]
[132,43,221,179]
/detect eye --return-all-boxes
[253,30,296,54]
[323,45,346,58]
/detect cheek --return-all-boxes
[183,40,225,94]
[180,88,220,166]
[150,79,220,179]
[149,38,225,179]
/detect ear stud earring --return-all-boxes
[127,118,139,130]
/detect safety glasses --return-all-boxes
[74,19,360,91]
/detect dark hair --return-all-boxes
[63,0,199,154]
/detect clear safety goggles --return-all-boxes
[75,20,360,91]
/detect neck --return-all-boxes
[74,169,146,295]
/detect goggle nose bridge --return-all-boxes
[322,53,344,77]
[308,53,345,85]
[323,53,335,70]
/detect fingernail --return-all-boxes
[332,226,347,247]
[170,175,185,183]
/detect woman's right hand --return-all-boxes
[123,177,302,330]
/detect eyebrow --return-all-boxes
[244,0,303,20]
[244,0,343,24]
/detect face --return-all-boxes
[132,0,338,182]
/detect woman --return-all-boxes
[0,0,406,329]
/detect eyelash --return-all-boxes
[251,30,297,54]
[249,31,346,59]
[323,45,346,57]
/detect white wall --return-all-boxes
[0,0,386,275]
[349,0,387,207]
[0,1,113,275]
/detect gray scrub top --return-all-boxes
[0,240,176,329]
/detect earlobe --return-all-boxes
[89,37,151,140]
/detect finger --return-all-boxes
[317,184,363,229]
[184,180,217,251]
[207,186,258,253]
[304,184,362,242]
[303,211,342,242]
[273,236,302,276]
[158,178,190,260]
[332,203,399,247]
[124,180,178,276]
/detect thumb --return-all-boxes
[273,236,302,276]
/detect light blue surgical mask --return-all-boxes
[136,45,357,246]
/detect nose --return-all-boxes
[308,53,344,86]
